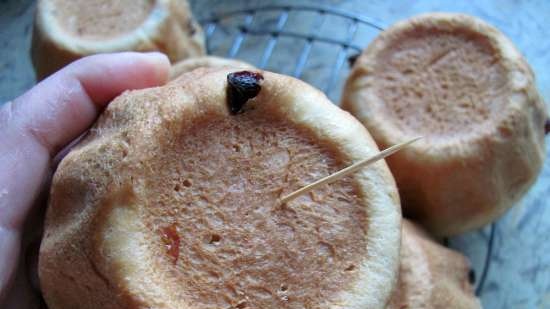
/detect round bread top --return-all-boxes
[342,13,546,236]
[144,105,367,308]
[50,0,154,39]
[41,69,401,309]
[370,16,506,137]
[345,13,542,144]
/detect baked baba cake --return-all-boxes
[32,0,205,80]
[387,220,481,309]
[40,68,402,309]
[342,13,547,236]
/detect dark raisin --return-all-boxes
[227,71,264,114]
[347,53,360,67]
[545,119,550,135]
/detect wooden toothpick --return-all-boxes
[279,137,422,203]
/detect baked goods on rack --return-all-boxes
[342,13,547,236]
[387,220,481,309]
[32,0,205,80]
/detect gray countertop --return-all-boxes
[1,1,549,308]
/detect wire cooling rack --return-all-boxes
[199,4,383,102]
[197,4,495,297]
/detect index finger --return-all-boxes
[0,51,169,230]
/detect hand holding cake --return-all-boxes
[0,52,170,308]
[2,2,548,307]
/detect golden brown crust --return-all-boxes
[342,13,547,236]
[387,220,481,309]
[169,56,255,80]
[40,68,401,309]
[32,0,205,80]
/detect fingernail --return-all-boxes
[144,52,171,83]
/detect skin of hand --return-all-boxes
[0,52,170,308]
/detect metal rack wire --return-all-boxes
[200,4,384,101]
[198,4,495,296]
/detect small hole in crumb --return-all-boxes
[280,284,288,292]
[174,184,181,192]
[345,265,355,271]
[182,179,192,187]
[233,144,241,152]
[209,234,221,244]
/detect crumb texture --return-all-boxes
[373,27,507,137]
[141,112,368,309]
[51,0,154,38]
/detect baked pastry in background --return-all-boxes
[342,13,547,236]
[40,68,402,309]
[387,220,482,309]
[32,0,205,80]
[170,56,255,80]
